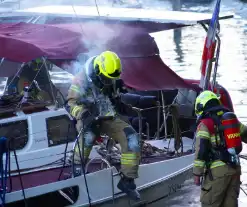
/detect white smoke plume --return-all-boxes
[70,24,120,75]
[80,21,118,56]
[1,0,169,84]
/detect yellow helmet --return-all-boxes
[195,90,220,116]
[32,58,42,71]
[93,51,122,80]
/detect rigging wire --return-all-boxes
[14,61,45,110]
[72,124,92,206]
[3,122,29,206]
[12,141,28,207]
[94,0,100,16]
[0,137,8,206]
[240,186,247,197]
[68,0,104,205]
[239,155,247,197]
[58,123,71,181]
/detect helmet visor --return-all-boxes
[108,70,121,78]
[97,70,121,85]
[98,73,114,86]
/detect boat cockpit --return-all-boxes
[0,6,235,170]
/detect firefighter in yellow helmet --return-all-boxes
[17,76,50,102]
[6,58,50,102]
[193,90,247,207]
[18,58,51,102]
[67,51,140,200]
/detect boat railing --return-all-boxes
[85,157,112,173]
[120,93,187,157]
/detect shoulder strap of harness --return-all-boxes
[197,105,230,123]
[198,105,230,147]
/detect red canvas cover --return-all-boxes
[0,22,197,90]
[121,55,197,90]
[0,22,86,62]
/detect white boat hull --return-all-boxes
[4,154,194,206]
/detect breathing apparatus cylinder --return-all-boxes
[221,112,242,165]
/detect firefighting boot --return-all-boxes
[117,175,140,200]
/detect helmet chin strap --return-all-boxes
[90,69,104,90]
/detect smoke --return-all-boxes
[80,21,119,57]
[11,0,168,77]
[63,20,122,76]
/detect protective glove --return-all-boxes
[79,110,95,129]
[109,93,125,114]
[76,99,99,117]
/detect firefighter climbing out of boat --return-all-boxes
[66,51,141,200]
[193,90,247,207]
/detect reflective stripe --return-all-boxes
[197,131,220,143]
[70,84,81,95]
[36,58,41,63]
[36,95,43,101]
[33,59,41,71]
[71,106,82,117]
[240,124,245,133]
[104,111,116,116]
[75,147,92,159]
[210,135,221,143]
[197,131,210,139]
[194,159,205,168]
[122,153,137,159]
[121,153,138,166]
[83,148,92,158]
[216,111,224,116]
[210,160,225,169]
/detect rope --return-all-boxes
[169,105,183,155]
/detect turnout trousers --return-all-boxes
[74,117,140,179]
[200,173,241,207]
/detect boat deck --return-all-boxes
[5,138,194,192]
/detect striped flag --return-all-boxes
[199,0,221,89]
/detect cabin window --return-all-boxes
[46,115,77,147]
[45,16,77,24]
[0,120,28,151]
[0,16,34,23]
